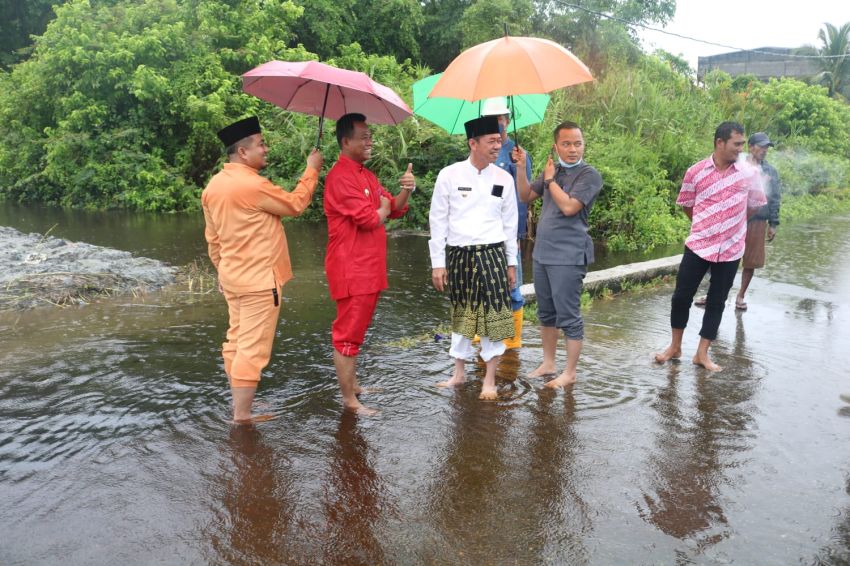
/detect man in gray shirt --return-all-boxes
[514,121,603,388]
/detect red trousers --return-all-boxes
[332,292,380,357]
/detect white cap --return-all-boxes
[480,96,510,117]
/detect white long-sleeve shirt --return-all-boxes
[428,158,518,269]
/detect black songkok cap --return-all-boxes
[464,115,500,140]
[217,116,261,147]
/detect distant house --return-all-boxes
[697,47,819,82]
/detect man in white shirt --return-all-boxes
[428,115,518,400]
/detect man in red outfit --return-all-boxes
[324,113,415,415]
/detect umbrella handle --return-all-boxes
[510,95,519,163]
[316,84,331,149]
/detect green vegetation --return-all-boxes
[0,2,848,252]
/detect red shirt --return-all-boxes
[677,156,766,262]
[324,155,408,300]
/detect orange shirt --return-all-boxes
[202,162,318,294]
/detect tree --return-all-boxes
[0,0,56,68]
[813,22,850,100]
[289,0,423,62]
[0,0,313,210]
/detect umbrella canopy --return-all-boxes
[413,73,549,135]
[242,60,412,146]
[429,35,593,101]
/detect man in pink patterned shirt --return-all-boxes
[655,122,767,371]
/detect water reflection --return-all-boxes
[526,389,591,563]
[813,473,850,564]
[422,378,516,563]
[640,317,759,551]
[208,425,305,564]
[319,412,390,565]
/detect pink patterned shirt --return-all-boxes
[677,156,767,262]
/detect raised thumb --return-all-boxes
[406,162,413,173]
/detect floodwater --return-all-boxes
[1,203,849,565]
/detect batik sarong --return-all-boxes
[447,243,513,340]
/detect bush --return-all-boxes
[772,149,850,196]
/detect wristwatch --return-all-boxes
[543,178,555,186]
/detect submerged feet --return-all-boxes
[231,413,277,425]
[437,361,466,388]
[479,384,498,400]
[692,352,723,372]
[343,401,379,416]
[654,345,682,364]
[544,370,577,389]
[528,362,557,378]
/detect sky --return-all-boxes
[638,1,850,71]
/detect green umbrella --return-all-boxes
[412,72,549,135]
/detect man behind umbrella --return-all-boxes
[480,97,532,350]
[429,115,518,400]
[202,116,323,423]
[324,113,415,416]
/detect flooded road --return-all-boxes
[1,205,849,564]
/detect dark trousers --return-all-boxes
[670,246,740,341]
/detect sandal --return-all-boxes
[694,296,707,306]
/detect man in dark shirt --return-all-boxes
[736,132,781,310]
[514,121,603,388]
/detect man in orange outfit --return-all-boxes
[324,113,415,415]
[203,116,323,424]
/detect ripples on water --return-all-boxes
[1,215,850,564]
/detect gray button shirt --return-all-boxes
[531,162,603,265]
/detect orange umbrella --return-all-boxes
[429,35,593,101]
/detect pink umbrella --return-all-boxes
[242,60,412,147]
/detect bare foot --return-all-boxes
[479,385,498,400]
[343,402,379,416]
[231,413,277,425]
[528,363,557,378]
[654,346,682,364]
[693,354,722,372]
[436,365,466,388]
[249,413,278,423]
[544,371,577,389]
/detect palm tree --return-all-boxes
[812,22,850,100]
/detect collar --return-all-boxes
[555,160,585,175]
[337,153,368,173]
[466,157,494,174]
[707,154,741,173]
[224,162,260,173]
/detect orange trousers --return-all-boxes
[221,287,282,388]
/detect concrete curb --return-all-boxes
[520,254,683,302]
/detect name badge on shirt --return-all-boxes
[457,186,472,198]
[491,184,504,198]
